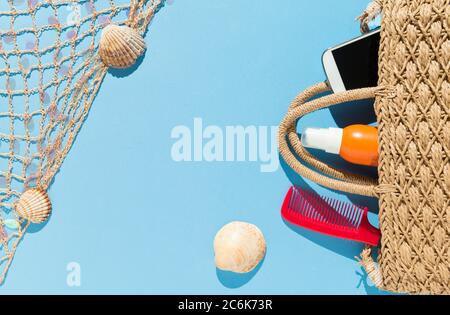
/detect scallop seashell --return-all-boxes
[15,188,52,224]
[214,221,266,273]
[99,24,146,69]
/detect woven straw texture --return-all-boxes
[0,0,162,284]
[374,0,450,294]
[278,0,449,294]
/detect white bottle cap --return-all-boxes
[301,127,343,155]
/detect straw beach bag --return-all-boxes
[278,0,450,294]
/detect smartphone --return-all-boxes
[322,29,380,93]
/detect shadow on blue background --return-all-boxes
[27,212,52,234]
[330,99,377,128]
[355,267,393,295]
[108,53,146,78]
[216,255,266,289]
[283,218,363,260]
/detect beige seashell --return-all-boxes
[214,221,266,273]
[15,188,52,224]
[99,24,146,69]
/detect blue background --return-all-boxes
[2,0,387,294]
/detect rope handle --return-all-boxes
[278,82,392,198]
[356,246,383,289]
[358,0,383,34]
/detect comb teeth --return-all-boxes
[287,187,365,230]
[281,186,381,246]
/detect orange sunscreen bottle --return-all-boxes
[301,125,378,167]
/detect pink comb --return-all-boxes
[281,187,380,246]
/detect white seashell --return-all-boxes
[99,24,146,69]
[214,221,266,273]
[15,188,52,224]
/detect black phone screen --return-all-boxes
[332,30,380,90]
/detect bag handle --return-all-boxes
[357,0,382,34]
[278,82,388,197]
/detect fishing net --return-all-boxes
[0,0,163,284]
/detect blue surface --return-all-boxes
[1,0,387,294]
